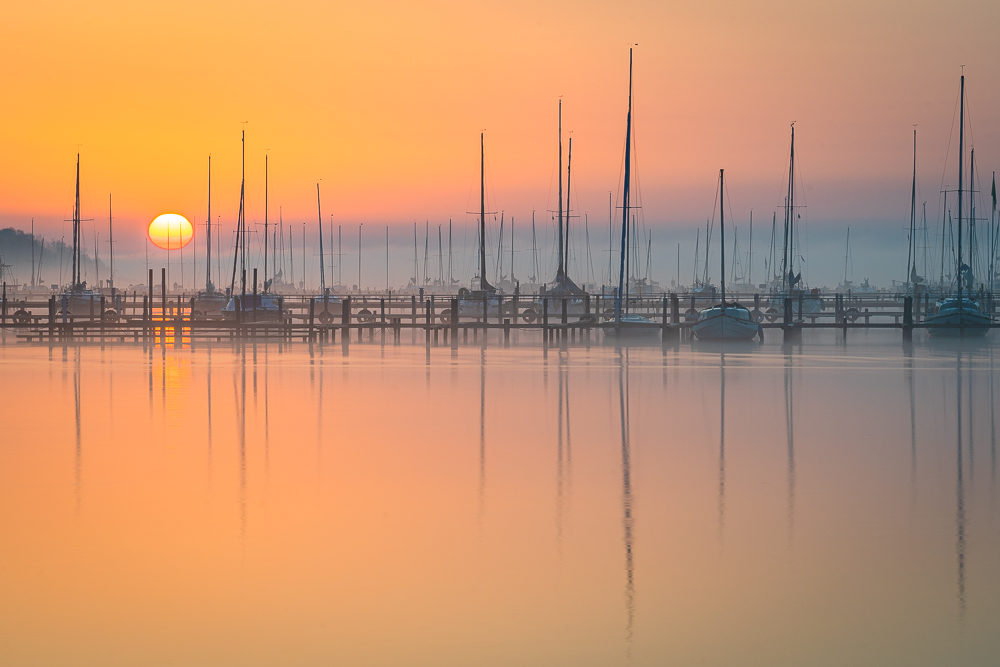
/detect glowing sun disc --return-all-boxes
[149,213,193,250]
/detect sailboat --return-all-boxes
[312,182,342,324]
[222,133,282,322]
[603,48,659,342]
[193,156,228,317]
[457,134,535,322]
[57,154,104,320]
[546,100,585,298]
[764,124,824,317]
[925,74,990,337]
[692,169,762,341]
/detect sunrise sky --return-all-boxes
[1,0,998,284]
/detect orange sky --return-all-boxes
[1,0,998,254]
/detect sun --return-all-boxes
[148,214,194,250]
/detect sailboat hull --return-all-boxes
[925,298,991,337]
[192,293,229,317]
[58,291,103,318]
[692,307,761,341]
[601,314,662,343]
[222,294,283,322]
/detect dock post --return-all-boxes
[277,297,284,340]
[1,283,6,325]
[783,297,794,343]
[542,298,549,341]
[160,268,167,340]
[411,295,416,343]
[144,272,150,342]
[451,298,459,343]
[342,296,351,347]
[251,269,258,338]
[308,298,316,341]
[504,318,510,346]
[174,304,181,347]
[426,299,432,345]
[482,293,488,341]
[903,296,913,341]
[380,298,386,344]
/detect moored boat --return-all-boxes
[693,169,762,342]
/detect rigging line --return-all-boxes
[937,83,962,201]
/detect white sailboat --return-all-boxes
[693,169,762,341]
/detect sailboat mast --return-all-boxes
[264,156,268,290]
[72,153,80,287]
[448,219,453,284]
[789,125,796,285]
[241,130,246,295]
[844,227,851,286]
[206,156,212,291]
[607,193,613,285]
[703,220,710,284]
[615,48,634,323]
[230,130,246,296]
[532,212,538,282]
[957,74,964,303]
[720,169,726,307]
[317,183,325,291]
[510,216,515,284]
[496,213,503,281]
[288,216,294,288]
[565,136,573,280]
[693,228,700,285]
[557,101,564,282]
[108,193,114,289]
[907,129,916,289]
[479,133,490,291]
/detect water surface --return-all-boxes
[0,331,997,665]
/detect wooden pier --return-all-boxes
[0,287,997,346]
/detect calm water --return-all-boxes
[0,331,997,666]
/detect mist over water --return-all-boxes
[0,331,997,666]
